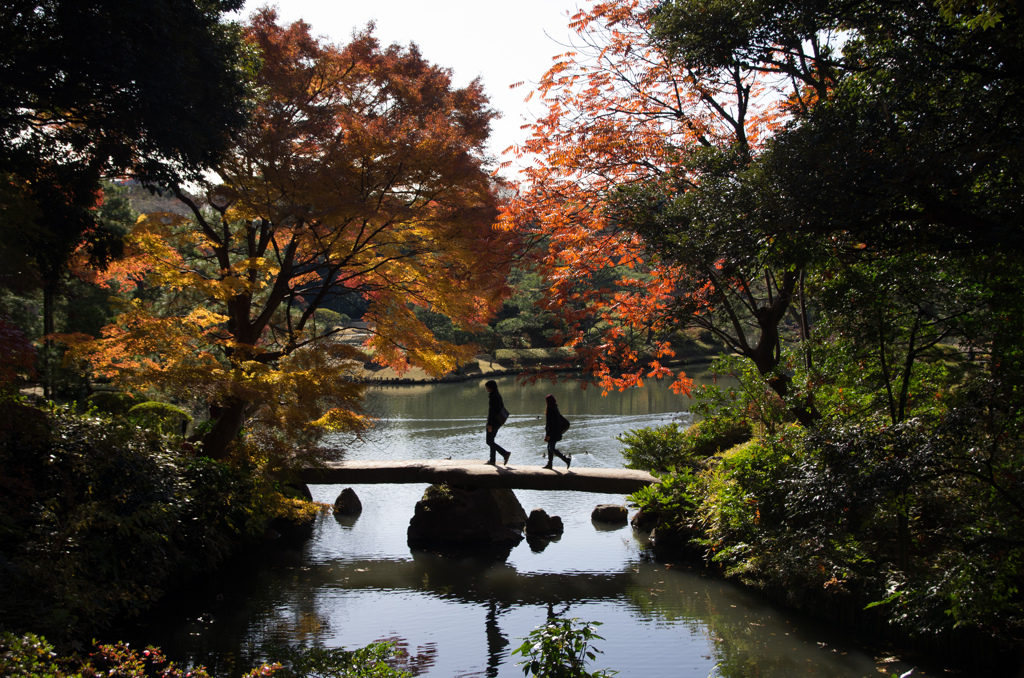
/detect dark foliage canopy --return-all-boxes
[0,0,254,289]
[0,0,252,182]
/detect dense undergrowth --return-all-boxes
[624,359,1024,669]
[0,395,320,646]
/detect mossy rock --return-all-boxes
[422,483,455,503]
[126,401,192,435]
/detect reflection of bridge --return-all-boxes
[298,459,658,494]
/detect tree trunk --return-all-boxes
[202,400,248,460]
[42,284,54,400]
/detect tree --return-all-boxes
[0,0,253,185]
[68,10,515,462]
[500,0,825,420]
[650,0,1024,393]
[638,0,1024,633]
[809,252,985,427]
[0,0,255,395]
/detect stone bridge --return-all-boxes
[297,459,658,494]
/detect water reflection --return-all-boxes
[485,601,509,678]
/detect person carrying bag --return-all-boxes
[542,394,571,469]
[485,380,512,465]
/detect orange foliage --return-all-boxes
[69,9,517,461]
[501,0,794,395]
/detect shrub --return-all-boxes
[617,422,688,472]
[0,633,412,678]
[126,401,191,436]
[314,308,348,330]
[264,642,411,678]
[0,633,241,678]
[493,348,576,364]
[684,417,753,458]
[0,406,283,643]
[618,418,752,473]
[697,440,790,558]
[628,468,699,532]
[84,391,139,416]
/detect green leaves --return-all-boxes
[262,643,412,678]
[512,618,616,678]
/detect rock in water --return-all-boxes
[591,503,629,524]
[333,487,363,515]
[408,484,526,549]
[525,508,564,536]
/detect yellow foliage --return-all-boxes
[71,10,518,462]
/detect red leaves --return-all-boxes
[501,0,794,393]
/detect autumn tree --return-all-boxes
[647,0,1024,405]
[70,10,514,462]
[638,0,1024,631]
[501,0,831,422]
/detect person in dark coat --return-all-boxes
[485,380,511,465]
[543,394,571,469]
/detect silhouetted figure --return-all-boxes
[485,380,511,465]
[543,394,571,469]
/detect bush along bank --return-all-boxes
[0,396,321,647]
[0,632,417,678]
[621,364,1024,675]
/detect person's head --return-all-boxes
[485,380,497,393]
[545,394,556,412]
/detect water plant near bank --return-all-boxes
[512,618,616,678]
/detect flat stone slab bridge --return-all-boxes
[298,459,659,495]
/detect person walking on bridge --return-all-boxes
[543,394,572,469]
[485,380,511,465]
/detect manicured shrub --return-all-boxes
[126,401,191,435]
[684,417,753,457]
[84,391,139,416]
[617,422,688,472]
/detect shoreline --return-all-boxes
[357,349,718,386]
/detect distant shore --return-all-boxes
[356,345,719,386]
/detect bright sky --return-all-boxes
[235,1,586,174]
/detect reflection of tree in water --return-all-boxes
[376,635,438,676]
[546,602,572,620]
[620,568,909,678]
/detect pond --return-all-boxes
[121,371,931,678]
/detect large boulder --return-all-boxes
[333,487,362,516]
[591,503,628,524]
[408,484,526,550]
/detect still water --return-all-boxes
[125,372,929,678]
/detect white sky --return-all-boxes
[235,1,585,174]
